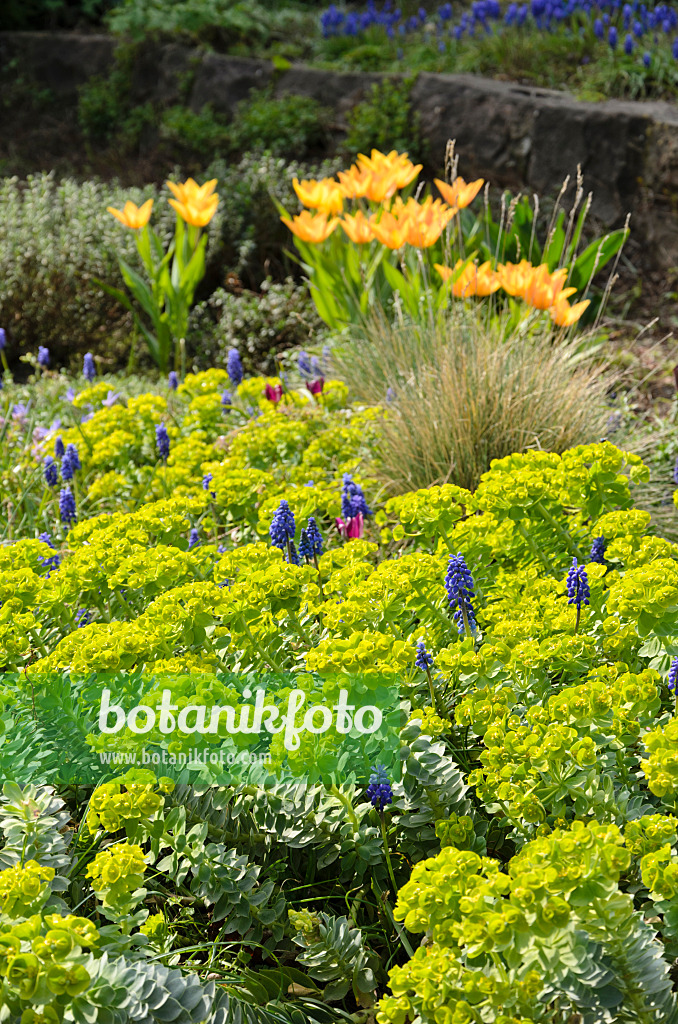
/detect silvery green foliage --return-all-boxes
[151,805,286,945]
[0,782,73,880]
[0,172,221,364]
[291,913,377,1004]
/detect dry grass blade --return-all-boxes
[334,309,612,493]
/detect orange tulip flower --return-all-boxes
[339,149,422,203]
[166,177,217,205]
[522,264,574,310]
[550,297,590,327]
[497,259,531,298]
[280,210,340,243]
[293,177,344,215]
[369,209,410,249]
[434,176,484,210]
[398,197,457,247]
[340,210,375,244]
[167,177,219,227]
[436,260,500,297]
[338,164,379,201]
[107,199,154,230]
[357,149,422,190]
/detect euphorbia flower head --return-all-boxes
[280,210,339,243]
[293,177,344,215]
[107,198,154,230]
[434,175,484,209]
[167,177,219,227]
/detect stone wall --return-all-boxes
[2,31,678,266]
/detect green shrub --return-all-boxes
[343,75,426,163]
[106,0,269,46]
[0,173,221,368]
[332,309,609,492]
[205,151,342,284]
[159,104,231,154]
[0,0,110,30]
[188,277,326,372]
[227,87,332,160]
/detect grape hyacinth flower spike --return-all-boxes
[54,436,65,459]
[337,474,372,540]
[566,558,590,633]
[61,443,81,482]
[83,352,96,382]
[188,527,200,549]
[270,499,297,564]
[43,456,59,488]
[168,370,179,390]
[415,637,441,713]
[299,516,323,567]
[156,422,170,461]
[669,658,678,704]
[445,553,477,637]
[590,536,606,564]
[367,765,393,811]
[221,390,232,410]
[297,350,312,379]
[673,455,678,487]
[37,346,50,369]
[59,486,76,527]
[227,348,243,386]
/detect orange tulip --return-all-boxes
[398,196,457,247]
[293,177,344,215]
[166,177,217,205]
[436,260,500,297]
[369,209,409,249]
[497,259,534,298]
[280,210,339,243]
[434,176,484,210]
[339,149,422,203]
[550,297,590,327]
[522,264,573,310]
[166,177,219,227]
[107,199,154,230]
[338,164,379,201]
[340,210,375,244]
[357,149,422,190]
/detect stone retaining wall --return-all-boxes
[2,31,678,267]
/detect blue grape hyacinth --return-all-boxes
[156,423,170,461]
[227,348,243,386]
[341,474,372,519]
[669,657,678,692]
[37,346,50,368]
[367,765,393,812]
[415,638,434,671]
[270,499,296,549]
[59,487,76,526]
[43,456,58,488]
[168,371,179,390]
[60,444,81,482]
[590,536,607,564]
[83,352,96,382]
[299,516,323,563]
[566,558,590,610]
[445,553,477,636]
[54,436,65,459]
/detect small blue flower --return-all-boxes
[37,346,50,368]
[59,486,76,526]
[643,50,651,66]
[445,553,477,635]
[61,444,80,482]
[594,17,604,37]
[221,390,232,408]
[270,499,296,549]
[608,25,618,47]
[298,350,312,378]
[366,765,393,811]
[669,657,678,691]
[415,638,434,671]
[341,474,372,520]
[673,36,678,58]
[83,352,96,382]
[673,455,678,486]
[590,536,607,564]
[202,472,216,498]
[624,32,634,53]
[227,348,243,386]
[299,517,323,561]
[0,328,6,350]
[156,422,170,461]
[44,456,59,488]
[75,608,92,627]
[566,558,590,610]
[188,527,200,549]
[168,371,179,390]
